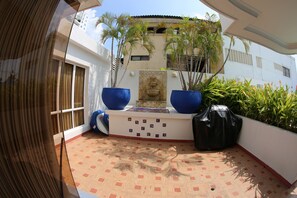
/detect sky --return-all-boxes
[85,0,217,43]
[94,0,216,18]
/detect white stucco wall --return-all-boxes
[63,25,110,140]
[238,116,297,185]
[106,107,194,141]
[223,36,297,91]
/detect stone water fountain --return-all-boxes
[136,71,167,108]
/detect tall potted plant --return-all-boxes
[164,13,249,113]
[96,13,154,110]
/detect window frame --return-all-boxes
[50,60,86,134]
[282,66,291,78]
[131,55,150,61]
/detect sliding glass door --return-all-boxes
[50,61,86,135]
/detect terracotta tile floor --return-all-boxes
[66,132,297,198]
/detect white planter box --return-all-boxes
[106,107,194,141]
[238,116,297,185]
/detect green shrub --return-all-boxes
[198,78,297,133]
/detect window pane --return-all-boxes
[51,114,59,135]
[61,112,72,131]
[74,66,85,108]
[62,63,73,109]
[141,56,149,60]
[282,66,290,77]
[131,56,141,61]
[287,69,290,77]
[131,56,149,61]
[74,110,84,127]
[50,59,59,112]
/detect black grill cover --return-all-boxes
[193,105,242,150]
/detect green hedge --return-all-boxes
[199,78,297,133]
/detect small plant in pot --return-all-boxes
[164,13,249,113]
[96,12,154,110]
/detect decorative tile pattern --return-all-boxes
[154,187,161,192]
[174,187,181,192]
[90,188,97,193]
[66,132,297,198]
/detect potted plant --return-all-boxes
[164,13,249,113]
[96,13,154,110]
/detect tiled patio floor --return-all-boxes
[66,132,297,198]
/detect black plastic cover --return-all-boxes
[193,105,242,150]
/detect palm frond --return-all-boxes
[96,12,155,87]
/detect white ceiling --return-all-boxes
[200,0,297,55]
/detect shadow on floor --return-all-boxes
[80,132,297,197]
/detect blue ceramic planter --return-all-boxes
[102,87,130,110]
[170,90,202,114]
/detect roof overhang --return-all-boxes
[200,0,297,55]
[78,0,102,11]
